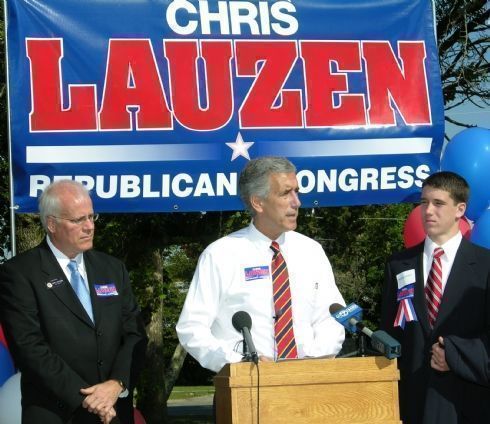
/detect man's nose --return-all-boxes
[83,219,95,231]
[423,203,434,215]
[291,191,301,208]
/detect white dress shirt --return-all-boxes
[176,223,346,372]
[423,231,463,293]
[46,236,88,289]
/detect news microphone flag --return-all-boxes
[330,303,363,333]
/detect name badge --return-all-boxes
[244,266,270,281]
[46,278,64,289]
[94,284,119,297]
[396,269,416,289]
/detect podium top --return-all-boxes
[214,356,399,388]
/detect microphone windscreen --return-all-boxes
[329,303,344,314]
[232,311,252,332]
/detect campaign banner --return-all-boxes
[5,0,444,213]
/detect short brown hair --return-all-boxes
[422,171,469,204]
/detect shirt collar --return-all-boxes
[248,221,286,248]
[424,231,463,262]
[46,236,84,268]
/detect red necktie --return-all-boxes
[270,241,298,360]
[425,247,444,328]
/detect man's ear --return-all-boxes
[250,195,263,215]
[455,202,466,219]
[46,216,56,234]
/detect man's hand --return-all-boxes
[99,406,117,424]
[430,336,450,372]
[80,380,122,421]
[259,356,273,362]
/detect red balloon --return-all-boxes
[403,206,472,248]
[459,216,472,240]
[0,324,9,350]
[403,205,426,248]
[134,408,147,424]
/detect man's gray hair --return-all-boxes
[39,180,90,231]
[238,157,296,214]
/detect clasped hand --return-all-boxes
[80,380,122,423]
[430,336,450,372]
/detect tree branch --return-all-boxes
[444,115,477,128]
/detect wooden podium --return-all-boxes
[214,356,401,424]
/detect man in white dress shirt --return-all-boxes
[176,156,345,372]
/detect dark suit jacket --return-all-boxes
[0,241,148,424]
[381,238,490,424]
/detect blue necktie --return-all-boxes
[68,260,94,322]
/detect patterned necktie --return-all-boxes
[425,247,444,328]
[68,260,94,322]
[270,241,298,360]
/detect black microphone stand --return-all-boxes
[241,337,253,362]
[338,333,381,358]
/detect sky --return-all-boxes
[445,102,490,139]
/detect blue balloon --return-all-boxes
[0,344,15,388]
[471,208,490,249]
[441,127,490,221]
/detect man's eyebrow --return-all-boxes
[282,186,296,193]
[421,197,447,203]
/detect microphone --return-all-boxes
[329,303,401,359]
[232,311,259,365]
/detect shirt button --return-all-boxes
[97,360,104,366]
[96,331,103,337]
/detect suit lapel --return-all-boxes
[84,250,102,325]
[39,241,94,327]
[434,239,474,330]
[409,245,431,335]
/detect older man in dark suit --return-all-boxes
[0,180,147,424]
[381,171,490,424]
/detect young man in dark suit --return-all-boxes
[381,171,490,424]
[0,180,147,424]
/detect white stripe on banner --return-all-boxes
[26,137,432,163]
[26,144,221,163]
[265,137,433,157]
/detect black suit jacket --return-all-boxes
[0,241,147,424]
[381,238,490,424]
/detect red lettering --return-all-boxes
[99,39,172,130]
[27,39,97,131]
[25,38,432,132]
[236,41,302,128]
[301,41,366,127]
[164,40,233,131]
[363,41,431,125]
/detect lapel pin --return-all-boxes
[46,278,64,289]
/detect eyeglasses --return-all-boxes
[50,213,99,225]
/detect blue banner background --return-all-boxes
[5,0,445,212]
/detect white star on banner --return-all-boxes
[226,133,254,161]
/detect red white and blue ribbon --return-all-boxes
[394,284,418,328]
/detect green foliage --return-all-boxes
[168,386,214,400]
[163,245,200,283]
[218,210,251,236]
[296,204,412,326]
[159,245,197,358]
